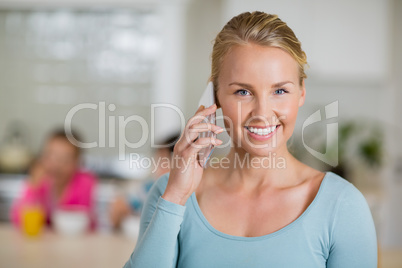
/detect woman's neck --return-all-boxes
[216,146,303,193]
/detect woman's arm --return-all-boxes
[326,186,378,267]
[123,175,186,268]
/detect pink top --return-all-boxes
[11,170,97,230]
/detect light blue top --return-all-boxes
[124,172,377,268]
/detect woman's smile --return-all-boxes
[244,125,280,141]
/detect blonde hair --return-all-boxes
[210,11,307,90]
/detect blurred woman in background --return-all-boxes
[11,129,97,230]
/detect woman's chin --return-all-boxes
[232,137,284,155]
[231,142,280,157]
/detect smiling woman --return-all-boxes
[123,11,377,268]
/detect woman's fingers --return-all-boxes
[196,103,217,116]
[181,136,222,159]
[186,104,218,127]
[189,122,222,132]
[174,104,221,152]
[187,122,223,140]
[175,123,223,153]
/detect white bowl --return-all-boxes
[52,206,90,236]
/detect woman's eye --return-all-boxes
[274,89,288,95]
[235,89,250,96]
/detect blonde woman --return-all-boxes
[124,11,377,267]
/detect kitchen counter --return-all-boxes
[0,223,135,268]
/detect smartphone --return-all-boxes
[197,82,216,168]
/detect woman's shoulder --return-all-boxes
[307,171,373,234]
[320,171,370,210]
[322,172,376,250]
[323,171,358,193]
[322,171,351,191]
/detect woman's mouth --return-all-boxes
[244,125,280,140]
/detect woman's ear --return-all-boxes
[298,80,306,107]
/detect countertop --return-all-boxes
[0,223,135,268]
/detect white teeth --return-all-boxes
[246,126,277,136]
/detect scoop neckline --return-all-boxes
[190,171,331,241]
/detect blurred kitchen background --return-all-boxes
[0,0,401,267]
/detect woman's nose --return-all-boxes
[251,97,275,122]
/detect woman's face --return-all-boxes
[42,137,78,183]
[216,43,305,157]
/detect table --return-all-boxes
[380,247,402,268]
[0,223,136,268]
[1,223,401,267]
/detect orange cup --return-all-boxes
[21,205,45,236]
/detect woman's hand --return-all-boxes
[161,104,223,205]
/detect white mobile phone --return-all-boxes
[197,82,216,168]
